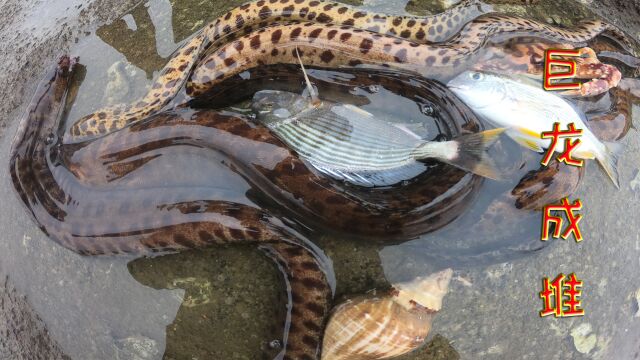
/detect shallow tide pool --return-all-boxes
[1,0,640,359]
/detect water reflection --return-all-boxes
[127,242,461,359]
[96,2,168,77]
[128,247,284,359]
[95,0,249,78]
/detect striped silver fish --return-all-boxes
[250,52,503,187]
[251,89,504,187]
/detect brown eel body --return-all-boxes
[68,0,635,141]
[12,56,489,359]
[11,48,638,359]
[9,0,640,355]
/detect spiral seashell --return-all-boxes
[321,268,453,360]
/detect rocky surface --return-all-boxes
[0,276,70,360]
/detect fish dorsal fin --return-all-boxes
[295,47,320,107]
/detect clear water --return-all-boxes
[1,0,639,359]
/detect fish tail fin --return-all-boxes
[596,141,623,189]
[412,128,505,180]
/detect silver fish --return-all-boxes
[251,91,505,187]
[448,71,621,188]
[250,57,504,187]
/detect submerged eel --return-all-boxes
[12,57,491,359]
[12,52,638,359]
[12,57,331,360]
[67,68,490,240]
[68,0,635,141]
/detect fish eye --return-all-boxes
[45,132,56,145]
[471,72,483,81]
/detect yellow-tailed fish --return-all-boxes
[448,70,621,188]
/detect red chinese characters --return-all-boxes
[541,197,583,242]
[543,49,582,92]
[540,273,585,317]
[538,50,587,319]
[540,122,584,167]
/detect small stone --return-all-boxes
[487,344,503,354]
[103,61,136,106]
[630,169,640,192]
[116,335,159,360]
[437,0,461,8]
[570,323,597,354]
[634,288,640,317]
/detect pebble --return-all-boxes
[630,169,640,192]
[116,335,159,360]
[103,60,137,106]
[570,323,597,354]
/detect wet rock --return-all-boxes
[0,275,70,360]
[405,0,460,15]
[0,0,140,137]
[493,0,593,27]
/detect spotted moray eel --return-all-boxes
[12,58,487,359]
[475,39,623,96]
[186,16,632,94]
[65,68,492,240]
[67,0,492,142]
[13,52,637,358]
[585,78,639,141]
[201,0,492,46]
[11,57,333,360]
[69,9,634,140]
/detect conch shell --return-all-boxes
[321,268,453,360]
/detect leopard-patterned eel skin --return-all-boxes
[201,0,491,45]
[69,5,635,140]
[11,57,334,360]
[587,79,639,141]
[13,52,637,359]
[12,58,491,360]
[186,16,630,94]
[68,0,491,142]
[65,68,490,240]
[476,40,623,96]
